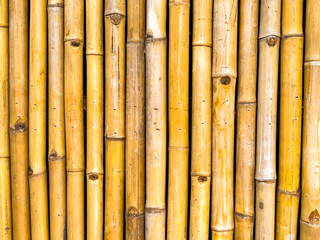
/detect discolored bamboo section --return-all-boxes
[189,0,212,239]
[9,0,30,239]
[167,0,190,239]
[300,0,320,239]
[255,1,281,239]
[48,0,66,239]
[0,0,11,239]
[125,0,146,238]
[64,0,85,238]
[86,0,104,239]
[211,0,238,239]
[145,0,167,239]
[234,0,259,239]
[276,0,303,239]
[104,0,126,239]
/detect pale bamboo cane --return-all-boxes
[234,0,259,239]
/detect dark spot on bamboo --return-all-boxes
[110,13,122,25]
[267,36,278,46]
[49,150,58,161]
[127,207,139,216]
[259,201,264,209]
[89,173,99,181]
[70,39,81,47]
[14,121,26,132]
[28,167,34,176]
[309,209,320,225]
[146,29,153,40]
[220,76,231,85]
[4,227,9,232]
[198,176,208,182]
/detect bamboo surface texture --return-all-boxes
[145,0,167,239]
[189,0,212,239]
[9,0,30,239]
[300,0,320,239]
[255,1,281,240]
[125,0,146,239]
[234,0,259,239]
[211,0,238,239]
[0,0,11,239]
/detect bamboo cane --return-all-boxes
[48,1,66,239]
[9,0,30,239]
[29,0,49,239]
[0,0,11,239]
[125,0,145,238]
[167,0,190,239]
[189,0,212,239]
[211,0,237,239]
[300,0,320,238]
[234,0,259,239]
[104,0,126,238]
[255,1,281,239]
[64,0,85,238]
[145,0,167,239]
[275,0,303,239]
[86,0,104,239]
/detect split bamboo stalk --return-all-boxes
[48,0,66,239]
[255,1,281,239]
[9,0,30,239]
[86,0,104,239]
[276,0,303,239]
[104,0,126,238]
[211,0,237,239]
[145,0,167,238]
[29,0,49,239]
[234,0,259,239]
[0,0,11,239]
[167,0,190,239]
[189,0,212,239]
[64,0,85,238]
[125,0,145,238]
[300,0,320,238]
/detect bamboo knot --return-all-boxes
[13,120,27,132]
[127,207,139,216]
[109,13,123,25]
[309,209,320,225]
[88,173,99,181]
[146,29,153,40]
[28,167,34,176]
[198,176,208,183]
[267,36,278,46]
[71,39,81,47]
[220,76,231,85]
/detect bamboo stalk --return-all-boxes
[276,0,303,239]
[64,0,85,238]
[234,0,259,239]
[104,0,126,238]
[145,0,167,238]
[0,0,11,239]
[211,0,237,239]
[255,1,281,239]
[189,0,212,239]
[167,0,190,239]
[29,0,49,239]
[86,0,104,239]
[48,1,66,239]
[125,0,145,238]
[300,0,320,239]
[9,0,30,239]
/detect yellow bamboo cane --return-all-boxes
[9,0,30,239]
[234,0,259,239]
[211,0,238,239]
[145,0,167,238]
[104,0,126,238]
[189,0,212,239]
[0,0,11,239]
[48,1,66,239]
[300,0,320,238]
[64,0,85,238]
[125,0,145,238]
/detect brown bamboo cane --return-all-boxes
[300,0,320,238]
[275,0,303,239]
[48,0,67,239]
[64,0,85,238]
[234,0,259,239]
[29,0,49,239]
[167,0,190,239]
[125,0,145,238]
[189,0,212,239]
[104,0,126,238]
[9,0,30,239]
[0,0,11,239]
[86,0,104,239]
[255,1,281,239]
[211,0,238,239]
[145,0,167,238]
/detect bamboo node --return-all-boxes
[309,209,320,225]
[220,76,231,85]
[146,29,153,40]
[88,173,99,181]
[109,13,123,25]
[70,39,81,47]
[267,36,278,46]
[28,167,34,176]
[198,176,208,183]
[127,207,139,216]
